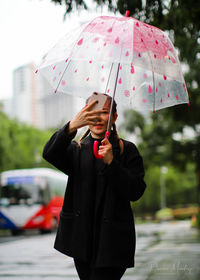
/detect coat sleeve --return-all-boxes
[102,141,146,202]
[42,122,77,175]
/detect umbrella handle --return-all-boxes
[93,131,110,159]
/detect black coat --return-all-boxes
[42,122,146,268]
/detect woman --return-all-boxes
[42,93,146,280]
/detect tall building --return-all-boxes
[12,63,37,126]
[12,62,75,129]
[40,92,75,129]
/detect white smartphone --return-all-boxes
[88,92,107,110]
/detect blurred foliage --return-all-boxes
[50,0,88,16]
[155,207,174,221]
[131,162,197,214]
[0,111,53,172]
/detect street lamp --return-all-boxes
[160,166,168,209]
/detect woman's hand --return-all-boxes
[69,100,106,133]
[99,137,113,165]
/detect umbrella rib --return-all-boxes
[106,32,124,132]
[104,63,114,94]
[54,59,72,93]
[136,26,156,112]
[54,18,100,93]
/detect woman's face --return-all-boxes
[89,98,118,139]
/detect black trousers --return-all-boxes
[74,258,127,280]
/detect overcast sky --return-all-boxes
[0,0,115,100]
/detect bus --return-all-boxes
[0,168,68,235]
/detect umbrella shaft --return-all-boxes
[107,63,120,132]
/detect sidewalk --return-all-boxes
[0,220,199,279]
[123,220,200,280]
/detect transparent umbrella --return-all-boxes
[36,11,189,157]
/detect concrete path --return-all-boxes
[0,220,199,279]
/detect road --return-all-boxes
[0,220,200,279]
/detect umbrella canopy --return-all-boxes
[37,13,189,113]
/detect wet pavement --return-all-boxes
[0,220,200,279]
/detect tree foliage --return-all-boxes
[0,111,52,172]
[51,0,87,15]
[132,163,197,215]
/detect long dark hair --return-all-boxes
[78,92,118,146]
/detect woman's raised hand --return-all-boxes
[69,100,105,133]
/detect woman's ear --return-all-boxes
[113,112,118,122]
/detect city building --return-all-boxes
[7,62,127,131]
[11,62,75,129]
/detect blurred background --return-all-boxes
[0,0,200,279]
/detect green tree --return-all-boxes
[123,109,197,214]
[0,111,52,172]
